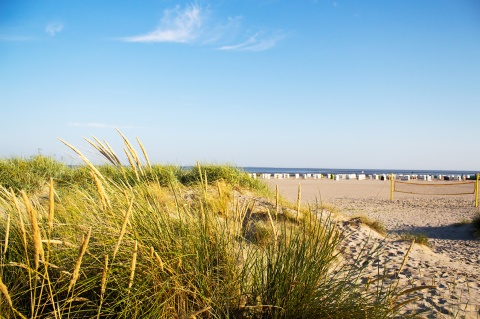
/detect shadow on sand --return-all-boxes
[392,224,478,241]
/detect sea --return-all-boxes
[241,167,478,177]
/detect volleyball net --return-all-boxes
[389,174,479,207]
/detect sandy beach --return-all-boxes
[265,178,480,318]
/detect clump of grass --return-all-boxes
[0,155,69,194]
[245,220,274,247]
[399,232,430,247]
[180,162,269,194]
[353,215,387,235]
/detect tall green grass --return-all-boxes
[0,132,432,318]
[0,155,69,194]
[0,157,267,197]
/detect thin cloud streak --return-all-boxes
[122,4,203,43]
[218,33,284,52]
[45,22,64,36]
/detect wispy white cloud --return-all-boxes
[68,122,147,129]
[123,4,203,43]
[200,15,242,45]
[218,32,285,52]
[45,22,64,36]
[121,3,286,51]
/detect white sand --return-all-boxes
[265,178,480,318]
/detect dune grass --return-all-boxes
[351,215,387,235]
[0,155,69,194]
[398,232,430,247]
[0,132,432,318]
[472,212,480,237]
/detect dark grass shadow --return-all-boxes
[392,224,478,240]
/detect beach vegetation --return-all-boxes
[0,155,69,194]
[0,132,433,318]
[398,232,430,247]
[353,215,387,235]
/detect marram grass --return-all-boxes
[472,212,480,237]
[0,132,434,318]
[398,232,430,247]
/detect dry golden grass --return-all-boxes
[136,137,151,169]
[41,239,75,247]
[150,246,164,272]
[21,190,44,269]
[3,210,10,256]
[10,189,28,256]
[96,254,109,319]
[59,138,106,182]
[125,148,140,180]
[128,240,138,290]
[100,254,108,297]
[48,177,54,232]
[92,171,111,210]
[353,215,387,235]
[68,227,91,293]
[0,275,13,309]
[112,197,134,260]
[87,136,122,167]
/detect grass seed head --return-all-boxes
[112,197,134,260]
[0,275,13,308]
[100,254,109,297]
[68,227,91,293]
[128,241,138,290]
[48,177,54,231]
[3,211,10,256]
[21,191,44,268]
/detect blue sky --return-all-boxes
[1,0,479,170]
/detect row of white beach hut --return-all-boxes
[247,173,474,181]
[395,174,473,181]
[247,173,365,180]
[251,173,325,180]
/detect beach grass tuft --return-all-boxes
[398,232,430,247]
[353,215,387,235]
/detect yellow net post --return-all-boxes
[474,173,479,207]
[390,173,394,201]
